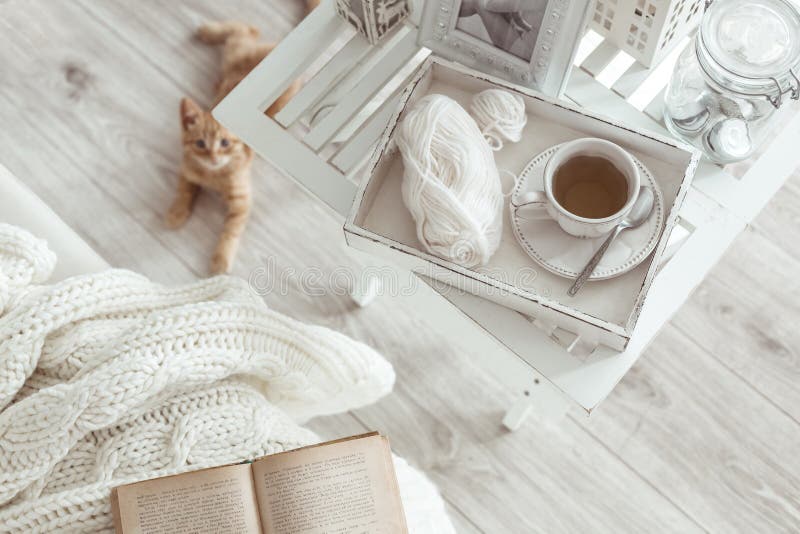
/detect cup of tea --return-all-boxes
[513,138,641,238]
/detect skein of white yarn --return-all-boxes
[395,94,504,268]
[470,89,528,150]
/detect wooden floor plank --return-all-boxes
[0,1,212,283]
[65,0,357,285]
[348,329,703,533]
[671,225,800,423]
[582,326,800,532]
[442,504,483,534]
[0,81,192,282]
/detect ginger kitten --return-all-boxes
[166,21,301,274]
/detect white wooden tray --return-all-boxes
[346,58,700,351]
[213,0,798,420]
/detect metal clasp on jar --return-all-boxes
[767,68,800,108]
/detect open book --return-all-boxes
[111,433,407,534]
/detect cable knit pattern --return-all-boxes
[0,298,398,503]
[0,226,457,534]
[0,225,56,314]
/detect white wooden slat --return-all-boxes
[274,34,371,128]
[572,29,605,67]
[597,52,636,88]
[693,111,800,222]
[657,222,693,271]
[651,183,736,275]
[595,51,636,88]
[612,62,653,99]
[628,37,689,111]
[566,68,669,136]
[677,186,720,228]
[327,47,430,145]
[331,90,403,175]
[579,40,621,77]
[306,25,412,125]
[643,87,667,124]
[216,0,346,113]
[625,38,689,110]
[303,29,420,151]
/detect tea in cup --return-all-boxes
[514,138,641,238]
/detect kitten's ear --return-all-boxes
[180,97,202,131]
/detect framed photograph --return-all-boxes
[418,0,592,97]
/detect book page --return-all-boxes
[252,435,407,534]
[113,463,261,534]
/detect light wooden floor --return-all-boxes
[2,1,799,532]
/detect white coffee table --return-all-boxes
[213,0,799,428]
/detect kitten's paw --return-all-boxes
[165,205,191,229]
[196,22,259,44]
[211,251,232,274]
[196,22,225,44]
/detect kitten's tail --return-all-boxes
[196,21,260,45]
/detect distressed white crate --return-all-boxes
[345,57,699,352]
[590,0,704,67]
[213,0,798,418]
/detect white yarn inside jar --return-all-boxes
[395,94,505,268]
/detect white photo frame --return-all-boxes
[418,0,592,96]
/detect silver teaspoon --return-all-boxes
[567,186,655,297]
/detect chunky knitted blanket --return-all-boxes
[0,225,453,533]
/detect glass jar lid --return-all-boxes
[699,0,800,105]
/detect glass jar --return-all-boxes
[664,0,800,164]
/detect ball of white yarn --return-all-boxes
[395,94,504,268]
[470,89,528,150]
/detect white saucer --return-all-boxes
[510,144,665,281]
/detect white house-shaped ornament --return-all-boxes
[591,0,705,67]
[335,0,411,44]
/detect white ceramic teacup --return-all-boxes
[513,138,641,238]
